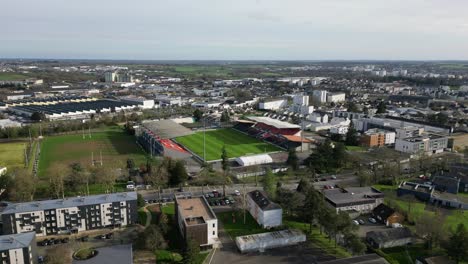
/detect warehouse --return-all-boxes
[235,230,306,253]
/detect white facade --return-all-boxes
[395,135,448,154]
[236,154,273,167]
[312,90,328,103]
[235,230,306,253]
[330,125,349,135]
[259,99,288,110]
[246,191,282,228]
[327,92,346,103]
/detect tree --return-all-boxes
[276,188,304,216]
[9,169,36,202]
[376,101,387,114]
[344,233,366,255]
[220,110,230,123]
[126,158,135,170]
[297,178,310,193]
[357,170,372,187]
[416,211,445,250]
[347,101,359,113]
[137,193,145,208]
[183,239,200,264]
[444,223,468,263]
[31,112,46,122]
[49,164,67,199]
[65,163,88,194]
[286,148,299,171]
[169,160,188,187]
[144,225,167,251]
[220,145,230,197]
[262,169,277,199]
[345,121,359,146]
[299,187,322,232]
[193,109,203,122]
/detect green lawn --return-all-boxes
[175,128,281,161]
[346,145,367,152]
[37,127,146,178]
[0,72,27,81]
[216,211,266,238]
[283,217,352,258]
[138,209,148,225]
[0,141,27,170]
[161,203,175,215]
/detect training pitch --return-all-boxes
[0,141,26,169]
[37,127,146,178]
[174,128,281,161]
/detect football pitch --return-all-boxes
[37,127,146,178]
[174,128,281,161]
[0,141,26,169]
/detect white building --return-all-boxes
[121,97,155,109]
[330,125,349,135]
[327,92,346,103]
[235,230,306,253]
[395,134,448,154]
[0,232,37,264]
[259,99,288,110]
[246,190,282,228]
[236,154,273,167]
[1,192,138,237]
[312,90,328,103]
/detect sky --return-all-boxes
[2,0,468,60]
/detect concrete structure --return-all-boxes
[395,126,424,139]
[175,196,219,249]
[330,125,349,135]
[1,192,137,236]
[366,228,413,249]
[121,97,155,109]
[246,190,282,228]
[430,192,468,210]
[235,154,273,167]
[327,92,346,103]
[235,230,306,253]
[105,72,133,83]
[360,129,395,147]
[397,182,434,201]
[312,90,327,103]
[322,187,384,214]
[259,99,288,110]
[0,232,37,264]
[395,134,448,154]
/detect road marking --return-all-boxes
[208,247,216,264]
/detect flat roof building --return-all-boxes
[175,196,219,249]
[322,187,384,214]
[0,232,37,264]
[246,190,282,228]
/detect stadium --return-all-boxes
[136,116,311,162]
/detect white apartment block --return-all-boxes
[1,192,137,237]
[327,92,346,103]
[395,134,448,154]
[259,99,288,110]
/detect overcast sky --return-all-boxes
[2,0,468,60]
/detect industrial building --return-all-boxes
[246,190,282,228]
[0,232,37,264]
[258,98,288,110]
[175,196,219,249]
[235,154,273,167]
[1,192,138,236]
[394,133,448,154]
[235,230,306,253]
[322,187,384,215]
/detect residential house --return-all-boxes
[372,204,404,226]
[366,228,413,249]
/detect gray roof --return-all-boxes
[323,187,384,207]
[247,190,281,211]
[320,254,389,264]
[72,244,133,264]
[366,227,412,244]
[0,232,35,251]
[2,192,137,215]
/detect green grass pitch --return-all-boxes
[37,127,146,178]
[174,128,281,161]
[0,142,26,169]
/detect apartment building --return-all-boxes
[0,232,37,264]
[175,196,219,249]
[258,99,288,110]
[395,134,448,154]
[327,92,346,103]
[360,129,396,147]
[1,192,138,236]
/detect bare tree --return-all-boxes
[49,163,67,199]
[46,245,72,264]
[9,169,36,202]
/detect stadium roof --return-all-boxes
[141,119,193,139]
[247,116,301,129]
[283,135,312,143]
[2,192,137,214]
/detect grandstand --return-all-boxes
[10,99,138,120]
[136,120,193,159]
[234,116,311,150]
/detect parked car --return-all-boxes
[60,238,69,243]
[225,199,230,205]
[358,219,365,225]
[234,190,241,196]
[105,233,113,239]
[352,220,360,226]
[220,200,226,206]
[368,217,377,224]
[391,223,403,228]
[331,175,337,180]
